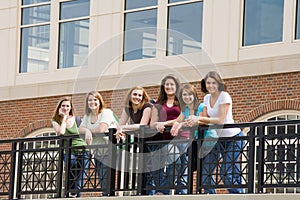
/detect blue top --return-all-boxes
[181,103,218,140]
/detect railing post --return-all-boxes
[187,127,195,194]
[257,125,265,193]
[247,126,256,193]
[106,128,117,196]
[9,141,17,199]
[15,142,25,199]
[63,137,73,197]
[196,125,206,194]
[57,136,65,198]
[137,125,146,195]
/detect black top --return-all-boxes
[125,103,152,124]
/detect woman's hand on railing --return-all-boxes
[185,115,199,127]
[155,122,166,133]
[85,129,93,145]
[114,130,126,141]
[170,122,182,137]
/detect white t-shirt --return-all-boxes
[203,91,240,137]
[81,109,117,154]
[81,108,117,131]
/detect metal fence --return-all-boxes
[1,120,300,199]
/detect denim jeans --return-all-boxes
[64,151,90,197]
[174,142,188,195]
[201,131,245,194]
[94,155,109,196]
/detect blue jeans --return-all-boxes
[174,142,188,195]
[64,151,90,197]
[94,155,109,196]
[201,131,245,194]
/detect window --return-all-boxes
[167,1,203,55]
[20,1,51,73]
[123,1,158,61]
[58,0,90,69]
[296,0,300,40]
[123,0,203,61]
[243,0,284,46]
[20,0,90,73]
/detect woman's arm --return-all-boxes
[120,107,152,131]
[52,115,72,135]
[199,103,230,124]
[52,120,66,135]
[119,109,130,126]
[163,114,184,126]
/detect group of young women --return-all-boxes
[51,71,244,197]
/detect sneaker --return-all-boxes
[68,193,77,198]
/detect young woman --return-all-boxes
[187,71,244,194]
[170,84,218,194]
[52,97,89,198]
[78,91,117,196]
[148,74,181,195]
[116,86,152,139]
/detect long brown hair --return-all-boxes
[124,86,150,110]
[156,74,181,106]
[52,96,75,123]
[201,71,227,93]
[84,91,105,115]
[179,84,199,112]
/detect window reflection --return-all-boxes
[169,0,186,3]
[125,0,157,10]
[60,0,90,20]
[58,20,89,68]
[20,25,50,73]
[22,0,49,5]
[243,0,284,46]
[22,5,50,25]
[58,0,90,69]
[167,2,202,56]
[20,0,50,73]
[123,9,157,61]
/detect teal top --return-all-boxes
[181,103,218,144]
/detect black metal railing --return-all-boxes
[1,120,300,199]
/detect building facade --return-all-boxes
[0,0,300,139]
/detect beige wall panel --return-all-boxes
[0,0,17,9]
[0,7,17,29]
[91,0,122,15]
[0,29,10,87]
[239,43,300,61]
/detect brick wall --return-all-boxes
[0,71,300,138]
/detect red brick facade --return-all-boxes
[1,71,300,138]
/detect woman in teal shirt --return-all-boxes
[171,84,218,194]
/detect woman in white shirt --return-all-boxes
[187,71,244,194]
[79,91,117,196]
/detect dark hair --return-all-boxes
[124,86,150,110]
[156,74,181,106]
[201,71,227,93]
[179,84,199,112]
[85,91,105,115]
[52,96,75,123]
